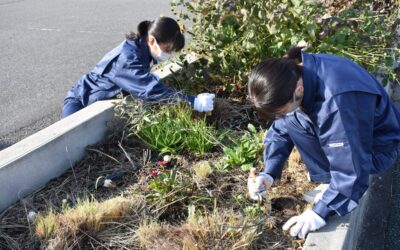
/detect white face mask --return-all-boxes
[151,41,174,62]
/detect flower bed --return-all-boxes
[0,99,315,249]
[2,1,398,249]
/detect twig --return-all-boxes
[87,148,122,165]
[78,229,110,249]
[118,142,136,170]
[152,196,187,213]
[143,149,151,166]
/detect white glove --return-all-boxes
[247,172,274,201]
[282,209,326,239]
[193,93,215,112]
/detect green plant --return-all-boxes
[233,194,245,204]
[137,105,184,154]
[114,97,184,154]
[147,170,180,199]
[171,0,399,93]
[243,204,267,218]
[117,100,218,156]
[174,106,217,155]
[223,124,265,171]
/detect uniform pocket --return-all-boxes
[322,140,355,176]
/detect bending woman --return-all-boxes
[61,17,214,118]
[247,47,400,238]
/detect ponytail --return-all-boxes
[126,20,153,40]
[283,46,304,63]
[137,20,152,38]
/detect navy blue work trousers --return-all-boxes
[61,97,84,118]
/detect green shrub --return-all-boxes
[171,0,399,92]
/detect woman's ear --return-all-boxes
[295,78,304,96]
[147,35,156,46]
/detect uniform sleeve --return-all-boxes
[112,55,194,105]
[312,92,376,220]
[263,118,295,178]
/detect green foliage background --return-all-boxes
[171,0,399,93]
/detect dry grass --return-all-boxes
[35,196,135,249]
[208,98,262,129]
[0,128,316,249]
[193,161,213,178]
[35,211,59,239]
[287,147,302,172]
[138,208,262,250]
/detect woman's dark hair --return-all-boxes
[248,47,303,121]
[126,17,185,52]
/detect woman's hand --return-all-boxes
[247,169,274,201]
[282,209,326,239]
[193,93,215,112]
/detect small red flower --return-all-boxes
[150,169,163,176]
[156,161,169,166]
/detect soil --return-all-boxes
[0,100,316,250]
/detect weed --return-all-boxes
[34,211,59,239]
[147,170,180,199]
[182,117,217,156]
[193,161,213,178]
[223,124,265,171]
[137,105,185,154]
[62,198,100,232]
[243,204,268,219]
[137,208,261,250]
[121,101,218,156]
[35,196,134,248]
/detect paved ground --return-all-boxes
[385,159,400,249]
[0,0,172,150]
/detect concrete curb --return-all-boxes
[0,55,195,212]
[303,171,391,250]
[304,214,350,250]
[0,100,116,212]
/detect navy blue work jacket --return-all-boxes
[66,38,194,106]
[264,52,400,219]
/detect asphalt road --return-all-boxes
[0,0,173,150]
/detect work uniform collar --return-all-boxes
[128,36,156,65]
[301,52,319,114]
[139,36,158,65]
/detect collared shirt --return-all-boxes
[264,52,400,219]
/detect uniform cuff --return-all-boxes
[187,95,195,107]
[264,159,284,180]
[313,200,334,221]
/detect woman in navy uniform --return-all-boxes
[247,47,400,238]
[61,17,214,118]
